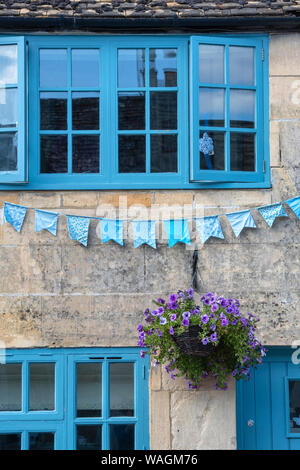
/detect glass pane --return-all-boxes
[229,46,254,86]
[77,363,102,417]
[40,49,67,88]
[199,44,224,84]
[199,88,225,127]
[0,132,17,172]
[72,135,99,173]
[118,49,145,88]
[118,92,145,130]
[0,88,17,128]
[289,380,300,434]
[230,90,255,129]
[0,44,17,84]
[40,92,67,131]
[118,135,146,173]
[150,91,177,130]
[72,49,100,88]
[29,363,55,411]
[230,132,255,172]
[110,363,134,417]
[110,424,134,450]
[0,363,22,411]
[40,135,68,173]
[199,131,225,170]
[77,425,102,450]
[150,48,177,87]
[29,433,54,450]
[0,434,21,450]
[151,134,177,173]
[72,92,99,130]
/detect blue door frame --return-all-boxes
[0,348,150,450]
[236,346,300,450]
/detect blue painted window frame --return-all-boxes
[0,34,270,190]
[190,35,269,184]
[0,348,150,450]
[0,36,26,183]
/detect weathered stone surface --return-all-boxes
[270,33,300,77]
[270,76,300,119]
[150,391,170,450]
[171,380,236,449]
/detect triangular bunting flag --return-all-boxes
[164,219,191,248]
[4,202,27,232]
[35,209,58,236]
[100,219,123,246]
[67,215,90,246]
[285,196,300,219]
[225,210,256,237]
[0,208,3,225]
[195,216,224,244]
[257,202,287,227]
[131,220,156,249]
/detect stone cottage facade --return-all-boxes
[0,1,299,450]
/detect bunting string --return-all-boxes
[2,195,300,248]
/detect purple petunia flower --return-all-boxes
[157,298,165,304]
[203,297,210,305]
[137,324,143,332]
[210,323,216,332]
[188,288,194,297]
[201,314,209,324]
[171,302,178,310]
[182,318,189,327]
[140,350,145,359]
[138,340,144,347]
[169,326,174,335]
[221,317,228,327]
[160,317,167,325]
[211,303,219,313]
[182,311,191,319]
[241,317,248,327]
[170,314,177,322]
[202,337,209,345]
[178,292,185,299]
[169,293,177,303]
[231,319,238,326]
[226,306,234,314]
[139,331,145,340]
[157,306,164,315]
[170,373,175,380]
[210,333,217,342]
[151,309,158,316]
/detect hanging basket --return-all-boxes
[173,325,215,357]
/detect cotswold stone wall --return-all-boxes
[0,33,299,449]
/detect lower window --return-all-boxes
[0,348,149,450]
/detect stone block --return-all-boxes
[62,191,99,208]
[150,391,171,450]
[270,76,300,119]
[19,192,61,209]
[150,365,162,391]
[270,33,300,76]
[270,120,281,167]
[98,192,154,208]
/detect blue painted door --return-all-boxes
[236,347,300,450]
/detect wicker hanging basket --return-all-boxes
[173,325,215,357]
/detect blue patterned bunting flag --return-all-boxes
[285,196,300,219]
[100,219,123,246]
[35,209,58,236]
[164,219,191,248]
[67,215,90,246]
[131,220,156,249]
[4,202,27,232]
[226,210,256,237]
[195,216,224,244]
[257,202,288,227]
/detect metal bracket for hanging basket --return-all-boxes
[173,325,215,357]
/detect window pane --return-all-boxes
[199,88,225,127]
[72,92,99,131]
[0,132,17,172]
[110,363,134,417]
[72,49,100,88]
[151,134,177,173]
[0,363,22,411]
[118,92,145,130]
[110,424,134,450]
[150,48,177,87]
[29,363,55,411]
[40,135,68,173]
[29,433,54,450]
[230,132,255,171]
[0,434,21,450]
[230,90,255,129]
[77,425,102,450]
[199,131,225,170]
[0,44,17,84]
[289,380,300,434]
[118,135,146,173]
[72,135,99,173]
[118,49,145,88]
[150,91,177,130]
[199,44,224,84]
[40,92,67,131]
[0,88,17,128]
[40,49,67,88]
[77,363,102,417]
[229,46,254,86]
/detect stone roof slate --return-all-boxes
[1,1,300,20]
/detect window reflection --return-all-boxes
[150,49,177,87]
[289,380,300,434]
[118,49,145,88]
[0,44,17,84]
